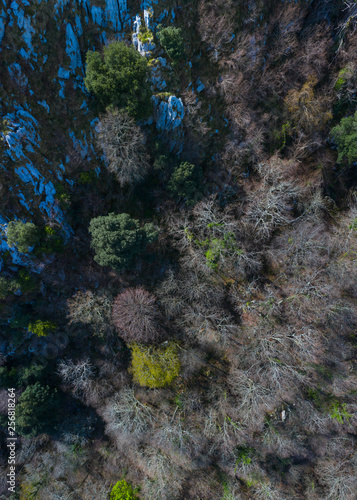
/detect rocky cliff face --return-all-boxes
[0,0,186,266]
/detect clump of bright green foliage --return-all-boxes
[6,220,40,253]
[204,233,242,270]
[16,382,60,437]
[54,183,71,211]
[84,41,151,119]
[349,218,357,231]
[110,480,139,500]
[235,446,255,471]
[329,401,352,424]
[273,121,293,151]
[185,224,243,270]
[138,20,153,44]
[0,276,20,299]
[156,26,185,63]
[168,162,203,204]
[28,320,57,337]
[89,213,158,271]
[130,342,180,388]
[307,388,352,424]
[334,67,350,92]
[334,65,355,92]
[330,110,357,165]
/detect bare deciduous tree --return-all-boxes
[97,108,149,187]
[316,454,357,500]
[155,269,186,318]
[156,411,198,455]
[244,157,304,241]
[105,388,154,435]
[135,446,185,500]
[253,482,287,500]
[228,368,277,427]
[112,287,162,344]
[57,358,94,396]
[67,290,112,337]
[198,0,236,61]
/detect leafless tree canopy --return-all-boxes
[67,290,112,337]
[111,287,162,344]
[97,108,149,187]
[105,388,154,435]
[57,358,94,396]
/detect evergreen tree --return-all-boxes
[17,382,60,437]
[84,41,151,119]
[331,110,357,165]
[89,213,158,271]
[156,26,185,63]
[168,161,203,204]
[6,221,40,253]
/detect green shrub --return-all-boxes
[334,66,350,91]
[0,277,20,299]
[36,225,65,254]
[78,171,97,184]
[330,110,357,165]
[84,41,151,119]
[18,364,46,386]
[54,183,71,210]
[130,342,180,388]
[110,480,139,500]
[7,221,40,253]
[185,226,242,270]
[329,401,352,424]
[153,154,170,173]
[138,21,153,44]
[28,320,57,337]
[17,382,60,437]
[156,26,185,63]
[204,233,242,270]
[168,161,203,204]
[307,387,352,423]
[335,77,345,92]
[17,268,38,293]
[235,446,255,468]
[273,121,293,151]
[89,213,158,271]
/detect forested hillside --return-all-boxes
[0,0,357,498]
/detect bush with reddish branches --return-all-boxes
[111,288,162,344]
